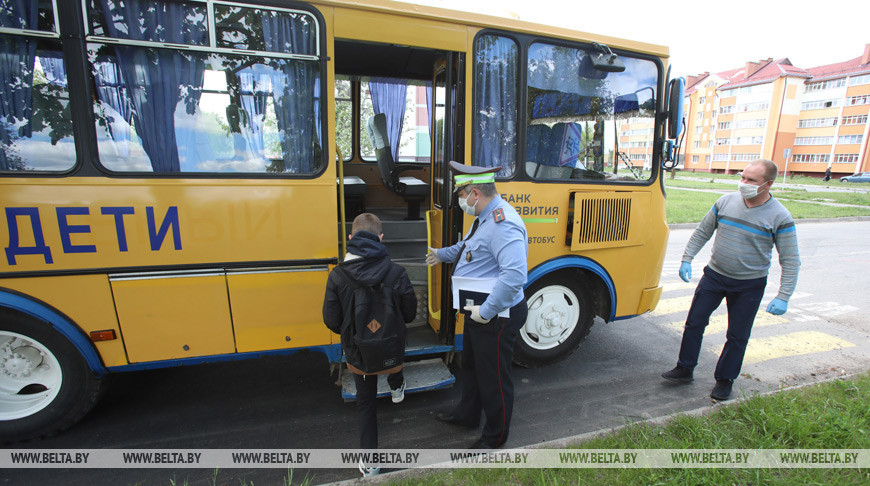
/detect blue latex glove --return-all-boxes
[679,262,692,282]
[767,298,788,315]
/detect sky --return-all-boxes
[401,0,868,78]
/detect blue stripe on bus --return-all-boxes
[107,344,344,373]
[526,256,616,321]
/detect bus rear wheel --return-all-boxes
[514,274,594,367]
[0,309,103,443]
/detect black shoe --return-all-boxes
[470,437,496,449]
[436,412,477,428]
[711,379,733,400]
[661,366,694,383]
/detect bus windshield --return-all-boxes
[471,36,660,182]
[525,43,658,182]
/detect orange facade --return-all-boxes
[681,48,870,178]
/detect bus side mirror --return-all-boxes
[666,77,685,140]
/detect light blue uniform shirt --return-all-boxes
[436,195,528,320]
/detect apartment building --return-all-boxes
[681,44,870,178]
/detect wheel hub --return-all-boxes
[1,346,42,379]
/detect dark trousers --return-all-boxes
[353,371,404,449]
[678,266,767,381]
[452,299,528,447]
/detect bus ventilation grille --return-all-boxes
[575,197,631,244]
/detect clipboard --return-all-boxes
[452,276,510,318]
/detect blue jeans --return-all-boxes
[677,266,767,381]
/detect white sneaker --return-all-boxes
[358,459,380,477]
[390,381,406,403]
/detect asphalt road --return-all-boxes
[4,220,869,486]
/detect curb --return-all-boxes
[320,371,864,485]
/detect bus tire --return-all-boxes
[0,309,103,443]
[514,273,594,367]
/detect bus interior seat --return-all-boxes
[366,113,428,220]
[339,175,367,217]
[526,123,573,179]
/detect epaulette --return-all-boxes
[493,207,505,223]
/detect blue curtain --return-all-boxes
[369,78,407,163]
[472,36,518,177]
[238,69,271,157]
[0,0,37,171]
[93,62,132,154]
[262,12,320,174]
[97,0,207,172]
[38,55,66,87]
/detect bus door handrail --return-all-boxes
[425,209,441,320]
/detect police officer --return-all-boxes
[426,161,528,449]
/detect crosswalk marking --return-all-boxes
[742,331,856,365]
[661,282,696,292]
[651,295,693,316]
[663,312,787,334]
[650,283,857,368]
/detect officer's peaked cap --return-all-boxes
[450,161,501,191]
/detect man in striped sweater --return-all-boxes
[662,159,801,400]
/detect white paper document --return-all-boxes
[451,276,510,317]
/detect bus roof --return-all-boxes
[314,0,670,60]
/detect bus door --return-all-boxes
[428,53,464,343]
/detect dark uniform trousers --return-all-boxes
[452,298,528,447]
[353,371,404,449]
[678,266,767,381]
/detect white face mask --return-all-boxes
[458,193,478,216]
[738,181,763,199]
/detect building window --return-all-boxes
[735,119,767,129]
[838,134,864,144]
[734,136,764,145]
[792,154,829,163]
[720,89,735,97]
[712,154,727,161]
[732,153,761,161]
[699,96,706,103]
[696,111,705,119]
[841,115,868,125]
[691,155,699,163]
[719,105,734,114]
[736,102,769,112]
[805,78,846,91]
[834,154,858,163]
[693,141,702,148]
[848,74,870,86]
[798,117,838,128]
[846,95,870,106]
[717,121,732,130]
[795,136,834,145]
[801,99,841,110]
[716,138,730,146]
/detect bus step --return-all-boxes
[340,358,455,401]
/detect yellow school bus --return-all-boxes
[0,0,684,441]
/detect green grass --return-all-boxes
[387,373,870,486]
[664,178,870,223]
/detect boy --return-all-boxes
[322,213,417,476]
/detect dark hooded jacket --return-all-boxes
[322,231,417,374]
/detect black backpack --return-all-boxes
[335,264,407,373]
